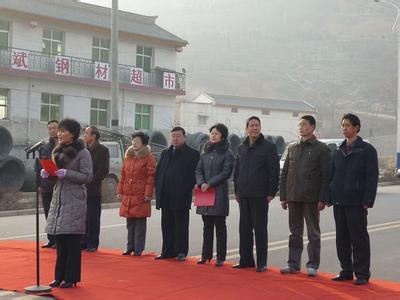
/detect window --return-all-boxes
[0,88,9,119]
[0,20,9,48]
[40,93,61,122]
[262,109,270,115]
[90,98,109,127]
[292,112,299,117]
[136,46,153,72]
[198,115,208,125]
[92,38,110,62]
[135,104,152,130]
[231,107,238,113]
[42,29,64,55]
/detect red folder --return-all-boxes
[39,159,59,176]
[194,188,216,207]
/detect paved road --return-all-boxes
[1,185,399,281]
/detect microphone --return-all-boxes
[25,140,46,155]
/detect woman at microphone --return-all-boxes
[41,118,93,288]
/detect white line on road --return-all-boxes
[224,223,400,260]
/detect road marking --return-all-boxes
[223,222,400,260]
[222,220,400,255]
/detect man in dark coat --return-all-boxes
[155,126,200,261]
[280,115,332,277]
[233,116,280,272]
[82,126,110,252]
[35,119,58,248]
[329,113,378,285]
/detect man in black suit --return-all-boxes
[155,127,200,261]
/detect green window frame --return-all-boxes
[42,29,64,55]
[136,46,153,72]
[92,38,110,63]
[90,98,110,127]
[135,103,152,130]
[40,93,61,122]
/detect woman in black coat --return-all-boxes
[195,123,234,266]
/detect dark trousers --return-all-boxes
[201,215,227,261]
[54,234,82,283]
[82,196,102,249]
[333,205,371,279]
[42,192,55,245]
[126,218,147,253]
[239,197,268,268]
[287,202,321,269]
[161,208,189,257]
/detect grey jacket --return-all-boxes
[195,140,234,216]
[46,140,93,235]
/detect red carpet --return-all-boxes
[0,241,399,299]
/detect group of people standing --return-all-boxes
[37,111,378,289]
[117,112,378,286]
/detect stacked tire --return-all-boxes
[0,126,25,193]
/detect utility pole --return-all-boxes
[374,0,400,175]
[111,0,119,130]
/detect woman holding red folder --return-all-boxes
[195,123,234,267]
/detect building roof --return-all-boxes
[205,93,315,112]
[0,0,188,46]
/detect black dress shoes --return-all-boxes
[155,254,173,260]
[215,260,224,267]
[41,243,54,249]
[232,264,254,269]
[176,253,186,261]
[49,280,62,287]
[331,274,354,281]
[197,258,211,264]
[354,278,369,285]
[256,266,267,273]
[60,282,77,288]
[122,250,133,256]
[134,251,142,256]
[87,248,97,253]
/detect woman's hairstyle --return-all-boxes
[209,123,229,140]
[131,131,150,145]
[58,118,81,141]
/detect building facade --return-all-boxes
[0,0,187,145]
[178,93,316,142]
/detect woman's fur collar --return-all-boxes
[125,145,151,159]
[53,139,86,168]
[203,139,229,154]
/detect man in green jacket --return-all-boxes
[280,115,332,277]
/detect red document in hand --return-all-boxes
[194,188,216,207]
[39,159,59,176]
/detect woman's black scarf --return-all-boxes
[53,139,85,168]
[203,139,229,154]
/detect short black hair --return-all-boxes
[131,131,149,145]
[171,126,186,136]
[47,120,59,126]
[87,126,100,141]
[300,115,316,127]
[342,113,361,133]
[209,123,229,140]
[58,118,81,141]
[246,116,261,128]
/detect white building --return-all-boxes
[0,0,187,145]
[178,93,316,141]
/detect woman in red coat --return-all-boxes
[117,132,156,256]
